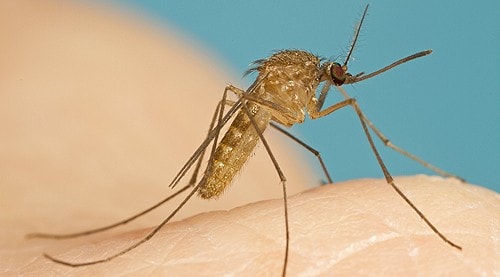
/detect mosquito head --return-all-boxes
[325,62,352,86]
[322,5,368,87]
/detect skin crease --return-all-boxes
[1,1,498,276]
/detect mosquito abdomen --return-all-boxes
[198,103,272,199]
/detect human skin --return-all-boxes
[17,177,498,276]
[1,1,498,276]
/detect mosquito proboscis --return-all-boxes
[28,4,463,276]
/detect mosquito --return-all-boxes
[28,4,463,276]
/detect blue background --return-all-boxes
[102,0,499,192]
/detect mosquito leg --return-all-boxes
[227,84,301,126]
[313,97,462,250]
[27,91,238,241]
[239,102,289,277]
[188,97,237,186]
[199,85,249,186]
[188,100,221,186]
[229,83,334,185]
[229,81,294,275]
[350,99,462,250]
[201,86,232,181]
[169,89,243,190]
[362,113,464,181]
[226,81,293,275]
[31,91,238,243]
[38,85,248,265]
[26,183,192,240]
[270,122,333,184]
[44,178,206,267]
[336,86,465,182]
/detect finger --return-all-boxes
[26,176,497,275]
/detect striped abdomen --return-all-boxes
[198,102,271,199]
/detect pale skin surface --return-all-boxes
[16,177,499,276]
[1,1,498,276]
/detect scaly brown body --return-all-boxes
[198,50,322,199]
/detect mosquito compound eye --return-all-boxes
[329,62,347,86]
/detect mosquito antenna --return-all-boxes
[344,4,369,67]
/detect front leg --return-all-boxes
[307,97,356,119]
[307,95,462,250]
